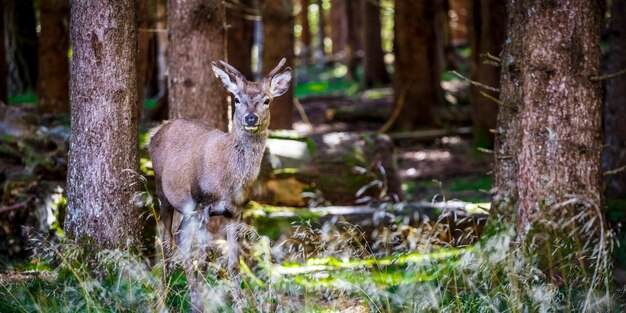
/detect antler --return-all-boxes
[219,60,246,89]
[265,58,286,78]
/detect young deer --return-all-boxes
[149,59,291,310]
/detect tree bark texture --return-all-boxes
[604,0,626,199]
[168,0,228,131]
[226,0,255,79]
[66,0,141,246]
[330,0,346,55]
[467,0,505,148]
[361,0,389,87]
[261,0,295,130]
[495,1,603,234]
[37,0,70,114]
[393,0,441,129]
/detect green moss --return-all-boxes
[449,176,492,193]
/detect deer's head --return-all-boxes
[211,58,292,134]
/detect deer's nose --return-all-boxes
[244,114,259,126]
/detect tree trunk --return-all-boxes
[135,0,152,120]
[261,0,294,130]
[495,1,603,244]
[604,0,626,199]
[37,0,70,114]
[0,2,8,104]
[330,0,347,55]
[299,0,311,61]
[168,0,228,131]
[345,0,362,81]
[226,0,255,79]
[314,0,325,63]
[9,0,38,93]
[467,0,505,148]
[393,0,441,129]
[65,0,141,247]
[361,0,388,88]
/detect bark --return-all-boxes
[37,0,70,114]
[467,0,505,148]
[226,0,255,79]
[261,0,295,129]
[65,0,141,246]
[604,0,626,198]
[299,0,311,61]
[361,0,389,87]
[329,0,347,55]
[0,2,7,104]
[136,0,153,120]
[495,1,603,236]
[168,0,228,131]
[393,0,442,129]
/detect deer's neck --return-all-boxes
[228,128,268,184]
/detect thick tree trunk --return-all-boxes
[495,1,603,238]
[467,0,505,148]
[604,1,626,199]
[261,0,294,130]
[65,0,141,246]
[168,0,228,131]
[135,0,152,120]
[37,0,70,114]
[226,0,255,79]
[361,0,388,88]
[393,0,441,129]
[329,0,347,55]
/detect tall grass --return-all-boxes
[0,197,622,312]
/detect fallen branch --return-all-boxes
[604,165,626,176]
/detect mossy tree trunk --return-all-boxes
[37,0,70,114]
[467,0,505,148]
[604,0,626,199]
[393,0,442,129]
[65,0,141,247]
[261,0,295,130]
[168,0,228,131]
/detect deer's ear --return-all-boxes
[269,68,292,97]
[211,62,238,94]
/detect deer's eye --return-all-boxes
[234,97,240,104]
[263,99,270,105]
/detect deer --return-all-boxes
[148,58,291,311]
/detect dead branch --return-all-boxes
[450,71,500,92]
[590,68,626,81]
[604,165,626,176]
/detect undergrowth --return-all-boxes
[0,203,622,313]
